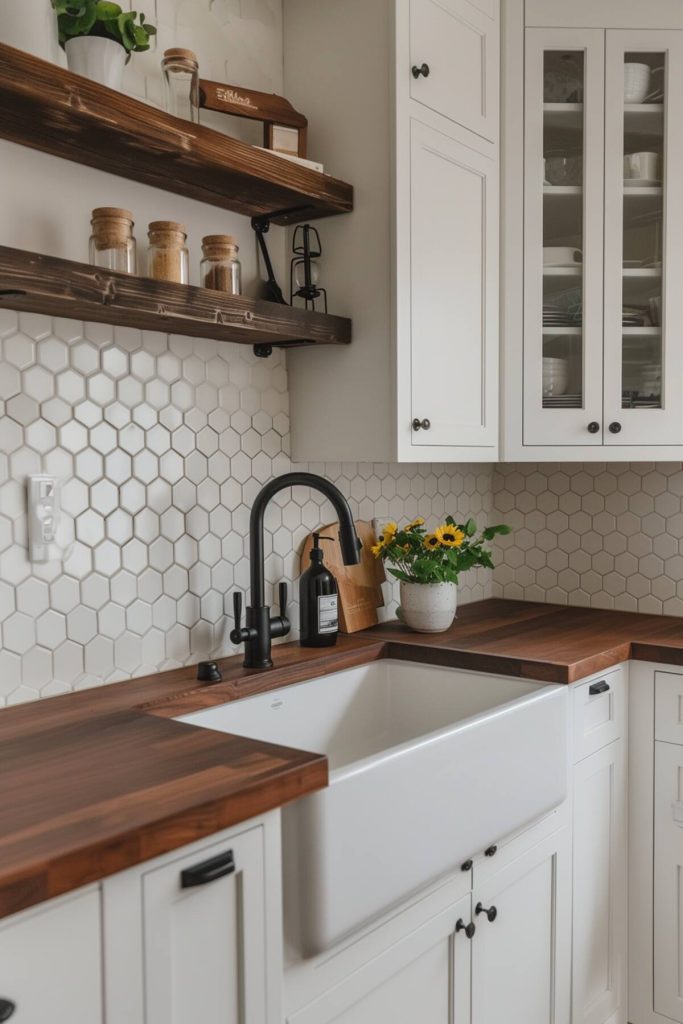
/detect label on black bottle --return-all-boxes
[318,594,338,634]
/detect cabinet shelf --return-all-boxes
[543,103,583,130]
[0,246,352,350]
[622,326,661,337]
[0,43,353,225]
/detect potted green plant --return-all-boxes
[372,515,511,633]
[51,1,156,90]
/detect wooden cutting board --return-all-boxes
[300,520,386,633]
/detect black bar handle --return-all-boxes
[589,680,610,696]
[181,850,235,889]
[0,1000,15,1021]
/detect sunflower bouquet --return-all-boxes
[371,515,511,585]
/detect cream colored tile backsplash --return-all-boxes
[0,310,495,703]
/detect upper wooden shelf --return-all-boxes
[0,246,351,352]
[0,43,354,226]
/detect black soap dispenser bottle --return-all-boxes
[300,534,339,647]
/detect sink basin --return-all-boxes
[178,659,567,956]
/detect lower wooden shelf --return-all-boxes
[0,246,351,352]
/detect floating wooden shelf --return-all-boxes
[0,43,353,225]
[0,246,352,351]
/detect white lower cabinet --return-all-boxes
[287,893,471,1024]
[654,739,683,1022]
[104,813,283,1024]
[0,887,103,1024]
[471,827,572,1024]
[572,740,627,1024]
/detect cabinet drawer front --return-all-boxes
[655,671,683,744]
[572,668,625,762]
[0,889,103,1024]
[472,800,570,888]
[409,0,499,142]
[142,825,266,1024]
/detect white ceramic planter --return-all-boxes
[398,581,458,633]
[3,0,61,63]
[65,36,127,91]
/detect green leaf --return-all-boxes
[95,0,122,18]
[464,518,477,537]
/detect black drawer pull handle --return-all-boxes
[181,850,235,888]
[589,680,610,696]
[0,1000,15,1021]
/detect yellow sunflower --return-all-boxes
[371,542,384,558]
[405,517,425,531]
[435,524,465,548]
[379,521,397,544]
[423,533,441,549]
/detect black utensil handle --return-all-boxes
[181,850,235,889]
[589,680,610,696]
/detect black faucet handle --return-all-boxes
[269,580,291,641]
[278,581,288,617]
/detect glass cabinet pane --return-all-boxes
[620,52,664,412]
[542,50,585,413]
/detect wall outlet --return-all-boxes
[27,475,60,563]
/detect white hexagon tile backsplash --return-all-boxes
[0,310,495,705]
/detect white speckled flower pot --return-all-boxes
[398,581,457,633]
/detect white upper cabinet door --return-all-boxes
[571,739,628,1024]
[409,0,499,142]
[142,826,268,1024]
[603,30,683,447]
[471,827,572,1024]
[0,888,103,1024]
[410,119,498,450]
[523,28,606,448]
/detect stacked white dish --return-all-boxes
[543,356,569,397]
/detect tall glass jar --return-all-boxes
[200,235,242,294]
[147,221,189,284]
[89,207,137,273]
[162,48,200,123]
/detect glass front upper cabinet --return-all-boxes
[524,30,605,447]
[603,32,683,447]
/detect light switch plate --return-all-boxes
[27,475,60,563]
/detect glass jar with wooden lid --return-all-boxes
[147,221,190,284]
[162,48,200,123]
[89,208,137,274]
[200,235,242,295]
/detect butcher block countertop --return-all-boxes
[2,597,683,920]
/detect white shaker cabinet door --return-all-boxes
[409,118,498,451]
[572,739,627,1024]
[143,825,267,1024]
[409,0,499,142]
[471,826,572,1024]
[0,888,103,1024]
[654,740,683,1022]
[288,894,472,1024]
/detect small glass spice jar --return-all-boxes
[89,207,137,274]
[147,221,190,284]
[162,48,200,123]
[200,235,242,295]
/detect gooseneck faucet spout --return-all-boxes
[230,473,362,670]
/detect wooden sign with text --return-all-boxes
[199,79,308,158]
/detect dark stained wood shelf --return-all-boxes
[0,43,353,225]
[0,246,352,350]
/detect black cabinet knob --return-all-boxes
[412,63,430,79]
[461,859,473,872]
[0,1000,15,1021]
[484,844,498,857]
[609,422,622,434]
[456,918,476,939]
[197,661,222,682]
[475,902,498,923]
[412,418,431,431]
[587,421,600,434]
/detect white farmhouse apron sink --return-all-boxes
[178,659,567,956]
